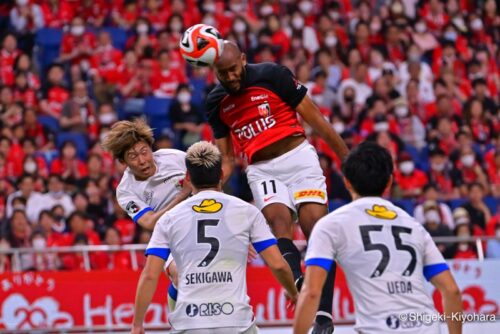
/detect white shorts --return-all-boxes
[246,141,327,213]
[170,323,258,334]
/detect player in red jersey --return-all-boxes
[206,41,349,333]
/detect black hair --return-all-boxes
[341,142,393,196]
[186,159,222,189]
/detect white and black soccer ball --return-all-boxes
[179,24,224,67]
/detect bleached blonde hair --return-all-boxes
[186,141,221,168]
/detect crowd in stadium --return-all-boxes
[0,0,498,272]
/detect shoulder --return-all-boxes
[206,84,228,107]
[154,148,186,159]
[116,170,134,194]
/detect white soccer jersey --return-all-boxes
[306,197,449,334]
[145,190,276,331]
[117,149,186,223]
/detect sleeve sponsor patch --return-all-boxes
[126,201,140,214]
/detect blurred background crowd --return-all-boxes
[0,0,498,272]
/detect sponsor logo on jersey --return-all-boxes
[251,94,269,102]
[293,189,326,201]
[234,115,276,140]
[257,102,271,117]
[192,199,223,213]
[293,78,302,90]
[126,201,140,214]
[222,103,235,113]
[365,205,397,220]
[185,271,233,285]
[186,302,234,317]
[263,195,276,202]
[143,191,154,205]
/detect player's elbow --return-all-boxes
[441,283,461,300]
[268,259,289,273]
[301,284,322,301]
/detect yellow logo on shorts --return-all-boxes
[192,199,223,213]
[293,190,326,200]
[365,205,397,220]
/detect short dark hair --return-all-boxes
[185,142,222,189]
[341,142,393,196]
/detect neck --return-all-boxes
[193,186,220,194]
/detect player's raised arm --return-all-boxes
[215,136,236,185]
[295,94,349,160]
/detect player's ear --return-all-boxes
[241,53,247,66]
[219,168,224,185]
[385,175,393,193]
[342,176,354,194]
[185,171,191,183]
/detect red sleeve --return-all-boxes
[78,161,88,177]
[50,159,63,175]
[61,35,73,54]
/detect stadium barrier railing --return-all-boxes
[0,236,498,272]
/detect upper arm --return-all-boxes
[421,226,449,281]
[144,218,170,261]
[295,94,320,119]
[304,218,336,273]
[206,88,230,139]
[215,136,234,160]
[249,207,277,253]
[116,186,153,225]
[430,269,460,296]
[269,64,308,108]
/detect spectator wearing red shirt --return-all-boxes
[421,0,449,34]
[13,72,37,109]
[0,34,21,86]
[152,49,187,98]
[102,227,131,270]
[111,0,139,30]
[452,146,489,195]
[59,16,96,75]
[21,138,49,178]
[39,64,70,118]
[394,152,429,199]
[50,141,88,182]
[452,222,478,260]
[80,0,108,28]
[13,53,40,90]
[359,100,399,138]
[427,148,461,200]
[89,31,123,89]
[38,210,65,247]
[261,14,290,62]
[40,0,73,28]
[463,98,495,145]
[142,0,170,32]
[384,24,407,66]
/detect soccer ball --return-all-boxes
[179,24,224,67]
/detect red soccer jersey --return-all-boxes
[43,86,70,116]
[0,49,20,85]
[207,63,307,163]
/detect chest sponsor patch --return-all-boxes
[126,201,140,214]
